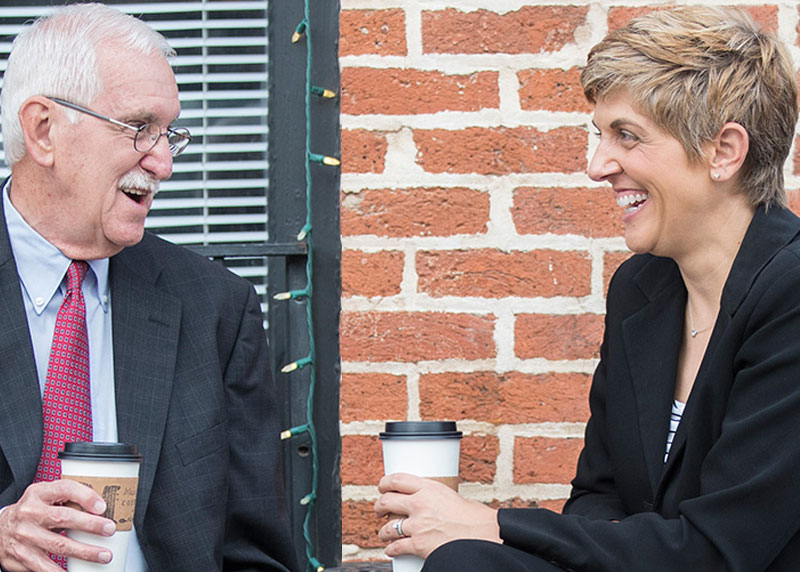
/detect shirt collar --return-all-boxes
[3,179,110,315]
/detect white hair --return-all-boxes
[0,3,175,166]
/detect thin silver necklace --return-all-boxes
[687,296,711,338]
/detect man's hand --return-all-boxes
[0,480,116,572]
[374,473,501,559]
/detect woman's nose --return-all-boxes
[587,141,621,182]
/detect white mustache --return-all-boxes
[119,171,160,195]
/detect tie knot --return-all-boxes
[65,260,89,294]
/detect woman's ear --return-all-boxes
[708,122,748,183]
[18,96,56,167]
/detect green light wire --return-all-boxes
[300,1,321,570]
[283,1,337,568]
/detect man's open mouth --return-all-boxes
[121,187,148,205]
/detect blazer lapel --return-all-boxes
[0,191,42,501]
[110,240,181,525]
[660,206,800,489]
[0,250,42,499]
[622,257,685,492]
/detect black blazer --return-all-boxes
[498,206,800,571]
[0,197,297,571]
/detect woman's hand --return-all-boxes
[374,472,501,559]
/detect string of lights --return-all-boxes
[275,1,339,570]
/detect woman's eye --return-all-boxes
[619,130,639,143]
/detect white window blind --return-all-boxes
[0,1,270,299]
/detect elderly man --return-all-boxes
[0,3,296,571]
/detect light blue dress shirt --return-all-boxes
[3,181,148,571]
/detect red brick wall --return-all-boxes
[338,1,799,562]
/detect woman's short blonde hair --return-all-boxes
[581,6,798,208]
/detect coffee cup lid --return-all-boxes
[379,421,462,440]
[58,442,142,462]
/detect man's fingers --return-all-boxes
[32,480,106,515]
[0,481,116,572]
[44,529,113,566]
[44,505,116,537]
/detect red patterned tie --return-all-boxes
[35,261,92,483]
[35,261,92,567]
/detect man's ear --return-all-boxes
[708,122,749,183]
[18,96,56,167]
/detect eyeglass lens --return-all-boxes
[134,124,191,157]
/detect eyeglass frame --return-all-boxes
[46,96,192,157]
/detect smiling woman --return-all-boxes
[375,6,800,572]
[586,90,747,261]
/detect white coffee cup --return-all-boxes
[58,442,142,572]
[380,421,462,572]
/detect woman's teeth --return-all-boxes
[617,193,648,213]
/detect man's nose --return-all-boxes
[140,135,174,181]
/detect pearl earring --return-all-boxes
[713,172,721,180]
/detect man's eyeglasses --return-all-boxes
[48,97,191,157]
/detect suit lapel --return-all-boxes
[660,206,800,491]
[0,190,42,501]
[0,251,43,499]
[110,240,181,524]
[622,257,684,492]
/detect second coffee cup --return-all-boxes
[380,421,462,572]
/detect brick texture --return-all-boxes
[343,501,384,548]
[518,68,592,113]
[341,435,384,486]
[420,372,591,424]
[414,126,587,175]
[421,7,589,54]
[341,129,387,174]
[340,373,407,422]
[514,437,584,484]
[460,434,500,483]
[341,311,496,362]
[515,314,605,360]
[417,249,591,298]
[513,187,623,238]
[338,0,795,562]
[342,187,490,238]
[340,9,407,56]
[342,250,404,298]
[342,68,499,115]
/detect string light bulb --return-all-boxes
[308,152,340,167]
[273,288,309,301]
[292,19,307,43]
[297,223,311,242]
[280,424,310,440]
[281,356,312,373]
[311,86,336,99]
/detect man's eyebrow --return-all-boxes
[120,110,180,125]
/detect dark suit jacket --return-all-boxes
[0,197,297,571]
[497,206,800,571]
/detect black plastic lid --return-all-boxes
[379,421,462,440]
[58,442,142,462]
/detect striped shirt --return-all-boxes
[664,399,686,463]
